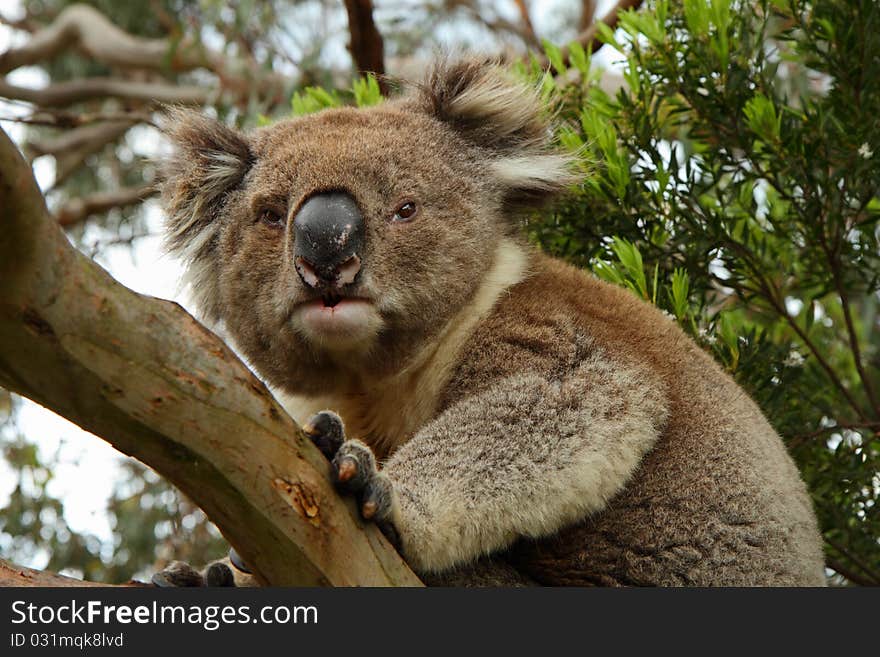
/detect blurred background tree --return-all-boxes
[1,0,876,585]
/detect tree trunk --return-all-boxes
[343,0,388,94]
[0,126,421,587]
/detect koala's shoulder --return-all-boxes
[441,249,692,408]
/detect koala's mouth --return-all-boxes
[294,291,371,312]
[294,295,381,344]
[322,291,343,308]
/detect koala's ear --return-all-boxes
[160,109,252,319]
[411,58,577,208]
[160,109,252,258]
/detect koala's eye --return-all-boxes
[392,201,418,223]
[259,208,284,228]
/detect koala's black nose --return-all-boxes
[292,192,364,289]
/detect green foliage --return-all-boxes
[352,74,384,107]
[594,237,658,303]
[669,268,691,320]
[291,74,384,115]
[529,0,880,585]
[291,86,341,115]
[542,39,566,74]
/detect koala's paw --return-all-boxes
[151,548,249,587]
[303,411,398,543]
[301,410,345,460]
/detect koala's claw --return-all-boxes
[336,456,358,483]
[331,441,395,524]
[204,562,236,587]
[304,411,395,527]
[302,410,345,460]
[228,547,252,574]
[152,561,205,587]
[361,472,394,522]
[151,554,245,587]
[332,441,375,492]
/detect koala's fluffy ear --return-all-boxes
[160,109,252,320]
[411,58,578,209]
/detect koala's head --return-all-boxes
[161,59,574,395]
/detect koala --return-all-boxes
[154,59,826,586]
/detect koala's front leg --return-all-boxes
[379,355,668,575]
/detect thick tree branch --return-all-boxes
[0,125,421,587]
[343,0,387,93]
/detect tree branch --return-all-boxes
[0,9,42,34]
[829,258,880,416]
[0,109,155,130]
[25,119,135,188]
[577,0,598,32]
[54,185,156,227]
[717,235,870,423]
[0,3,289,102]
[27,120,135,157]
[0,125,421,587]
[826,558,875,587]
[571,0,643,55]
[825,538,880,586]
[0,78,210,108]
[512,0,539,45]
[0,3,210,75]
[787,421,880,449]
[0,559,147,587]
